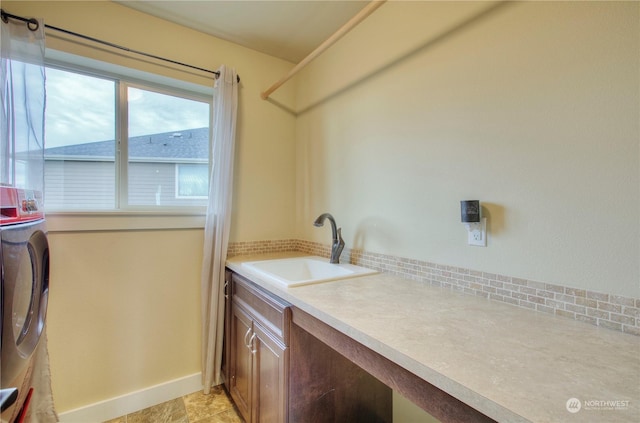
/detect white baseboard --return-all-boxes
[58,372,203,422]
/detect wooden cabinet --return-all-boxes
[227,273,290,423]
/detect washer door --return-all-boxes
[1,223,49,387]
[13,230,49,355]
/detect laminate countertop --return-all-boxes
[226,253,640,423]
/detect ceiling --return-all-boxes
[116,1,370,63]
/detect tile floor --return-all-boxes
[103,385,243,423]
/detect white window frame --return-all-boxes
[43,50,214,232]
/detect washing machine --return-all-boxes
[0,187,49,423]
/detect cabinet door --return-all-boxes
[252,321,288,423]
[222,271,232,391]
[230,303,254,422]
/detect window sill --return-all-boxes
[45,211,206,233]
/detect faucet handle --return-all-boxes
[334,228,345,263]
[337,228,345,251]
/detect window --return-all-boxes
[44,66,211,211]
[176,163,209,199]
[44,69,116,210]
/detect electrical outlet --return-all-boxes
[468,218,487,247]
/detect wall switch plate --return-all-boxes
[467,218,487,247]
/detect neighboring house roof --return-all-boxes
[44,127,209,161]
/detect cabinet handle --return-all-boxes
[244,327,252,348]
[224,281,229,299]
[248,332,257,354]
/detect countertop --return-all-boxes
[226,253,640,423]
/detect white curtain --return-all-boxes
[201,65,238,393]
[1,14,57,423]
[1,14,46,192]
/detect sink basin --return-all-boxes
[241,256,377,287]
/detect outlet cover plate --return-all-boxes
[468,218,487,247]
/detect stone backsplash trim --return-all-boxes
[227,239,639,336]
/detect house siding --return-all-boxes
[45,160,207,209]
[129,162,206,207]
[45,160,115,210]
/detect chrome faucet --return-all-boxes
[314,213,345,264]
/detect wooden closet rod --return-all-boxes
[260,0,386,100]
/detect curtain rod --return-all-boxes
[0,9,240,83]
[260,0,386,100]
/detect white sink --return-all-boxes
[241,256,377,287]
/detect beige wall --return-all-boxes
[47,229,203,410]
[4,0,297,413]
[294,1,639,299]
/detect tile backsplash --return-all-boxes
[227,239,639,336]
